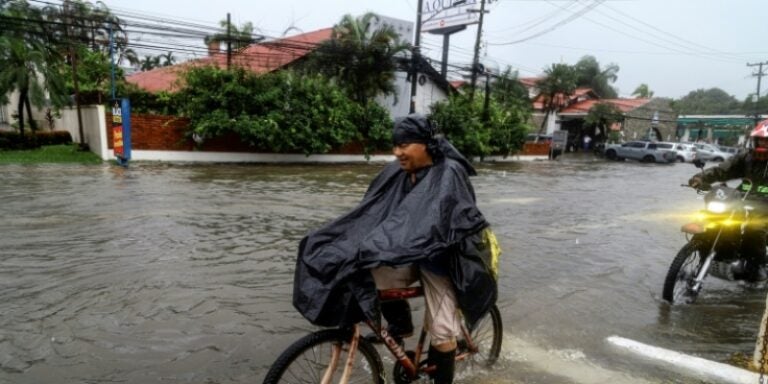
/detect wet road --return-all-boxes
[1,155,765,383]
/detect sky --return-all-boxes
[101,0,768,101]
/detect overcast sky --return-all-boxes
[103,0,768,101]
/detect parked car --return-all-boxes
[603,141,677,163]
[658,142,697,162]
[693,143,734,162]
[717,145,741,155]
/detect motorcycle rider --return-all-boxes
[688,120,768,282]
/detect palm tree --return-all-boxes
[573,55,619,98]
[632,83,654,98]
[204,20,259,51]
[160,51,175,67]
[0,1,68,139]
[310,13,410,106]
[492,66,530,110]
[140,55,161,71]
[585,102,624,143]
[535,63,577,134]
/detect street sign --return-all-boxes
[111,98,131,166]
[422,0,481,33]
[552,130,568,150]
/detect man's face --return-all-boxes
[393,142,432,173]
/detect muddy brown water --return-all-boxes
[1,156,764,383]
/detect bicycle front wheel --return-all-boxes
[263,329,385,384]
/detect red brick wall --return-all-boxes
[107,113,193,150]
[521,142,551,155]
[104,112,381,154]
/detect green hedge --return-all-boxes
[0,131,73,150]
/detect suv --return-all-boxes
[693,143,733,162]
[604,141,677,163]
[658,142,696,162]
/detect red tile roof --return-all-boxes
[559,98,651,115]
[518,76,542,88]
[126,28,333,93]
[531,87,597,110]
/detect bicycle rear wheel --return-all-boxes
[459,304,503,368]
[263,329,385,384]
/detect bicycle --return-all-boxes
[263,285,503,384]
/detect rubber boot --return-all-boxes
[742,229,768,282]
[428,346,456,384]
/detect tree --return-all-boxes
[632,83,654,98]
[309,13,410,106]
[0,0,68,140]
[491,66,531,111]
[306,13,410,142]
[671,88,742,114]
[139,55,161,71]
[584,102,624,143]
[204,19,259,51]
[573,55,619,98]
[175,66,392,155]
[160,51,175,67]
[535,63,577,133]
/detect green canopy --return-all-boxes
[677,116,754,127]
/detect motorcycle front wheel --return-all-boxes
[662,240,705,304]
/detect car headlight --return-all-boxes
[706,201,728,213]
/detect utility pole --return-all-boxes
[226,13,232,70]
[469,0,487,102]
[409,0,424,114]
[748,61,768,125]
[64,0,86,149]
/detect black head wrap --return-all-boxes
[391,114,477,176]
[392,114,434,146]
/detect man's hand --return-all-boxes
[688,175,703,189]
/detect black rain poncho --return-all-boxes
[293,138,498,329]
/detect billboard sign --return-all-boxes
[422,0,481,33]
[552,130,568,150]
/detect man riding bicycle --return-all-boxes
[293,114,499,384]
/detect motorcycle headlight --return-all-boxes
[706,201,728,213]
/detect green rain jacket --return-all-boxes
[700,151,768,198]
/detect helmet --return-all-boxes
[750,119,768,160]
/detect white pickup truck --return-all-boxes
[603,141,677,163]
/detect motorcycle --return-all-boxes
[662,160,766,304]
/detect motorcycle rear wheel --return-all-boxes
[662,240,705,304]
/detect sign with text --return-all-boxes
[421,0,481,33]
[112,102,123,157]
[552,130,568,150]
[111,99,131,166]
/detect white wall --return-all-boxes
[54,105,109,160]
[0,89,47,130]
[376,71,449,119]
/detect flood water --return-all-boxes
[1,155,766,384]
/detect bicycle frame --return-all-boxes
[320,286,480,384]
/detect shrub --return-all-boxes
[0,131,71,149]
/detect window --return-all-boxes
[656,143,673,149]
[0,105,7,124]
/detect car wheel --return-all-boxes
[677,156,685,162]
[642,155,655,163]
[605,149,617,160]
